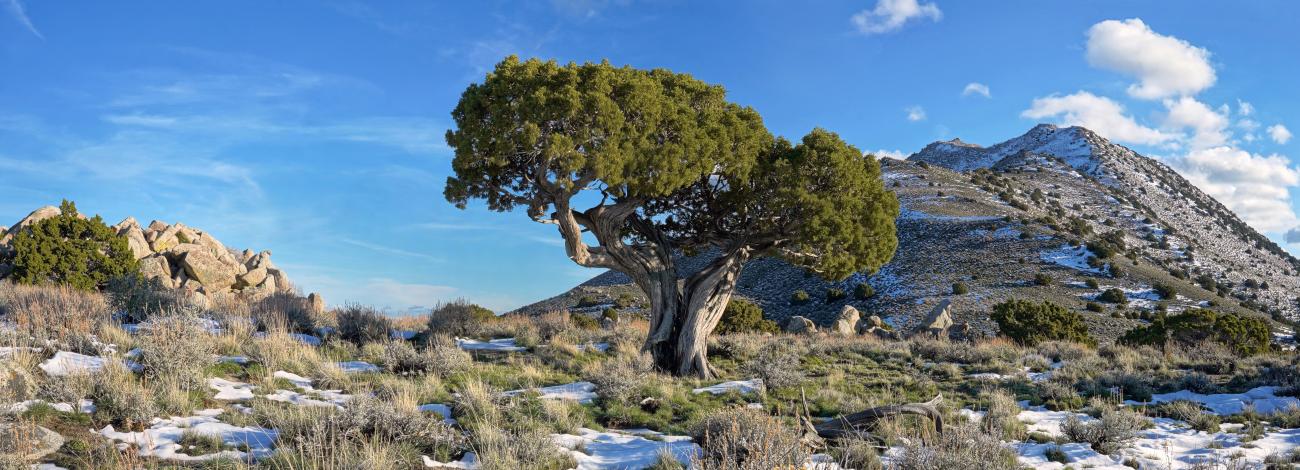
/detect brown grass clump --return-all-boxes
[0,283,111,343]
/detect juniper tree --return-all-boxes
[5,200,137,291]
[444,57,899,377]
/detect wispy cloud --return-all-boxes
[4,0,43,39]
[338,237,445,263]
[905,105,926,122]
[962,82,991,98]
[851,0,942,35]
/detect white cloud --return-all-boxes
[1174,146,1300,232]
[905,105,926,122]
[867,149,907,159]
[1269,124,1293,144]
[851,0,942,35]
[962,82,991,98]
[1085,18,1215,99]
[3,0,42,39]
[338,238,445,263]
[1022,91,1175,146]
[1237,100,1254,116]
[1161,96,1228,149]
[1286,227,1300,244]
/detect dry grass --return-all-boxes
[0,283,110,344]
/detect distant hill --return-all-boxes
[513,124,1300,341]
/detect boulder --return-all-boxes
[138,256,173,285]
[237,266,268,289]
[918,300,954,338]
[308,292,325,315]
[147,219,169,232]
[833,305,860,336]
[784,315,817,334]
[0,422,63,461]
[179,250,238,290]
[0,205,61,245]
[150,223,185,252]
[116,218,152,260]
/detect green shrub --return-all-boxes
[4,200,138,291]
[853,282,875,300]
[1097,288,1127,304]
[1119,309,1271,356]
[569,313,599,330]
[991,299,1094,346]
[1085,302,1104,313]
[1085,278,1100,289]
[790,290,810,305]
[337,304,392,345]
[716,299,779,335]
[1034,273,1054,286]
[601,307,619,323]
[106,275,190,323]
[825,288,846,302]
[426,299,496,336]
[1152,283,1176,300]
[952,282,969,295]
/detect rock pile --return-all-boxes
[1,206,303,303]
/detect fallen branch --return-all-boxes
[797,390,944,448]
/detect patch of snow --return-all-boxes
[209,378,255,401]
[552,428,697,470]
[423,453,478,469]
[39,351,107,376]
[692,379,764,395]
[1138,386,1300,415]
[504,381,598,404]
[336,361,380,373]
[576,342,610,353]
[217,355,250,364]
[265,371,353,408]
[97,408,276,462]
[1040,244,1102,273]
[7,399,94,414]
[0,346,39,357]
[391,330,417,340]
[456,337,525,352]
[418,403,456,425]
[290,333,322,346]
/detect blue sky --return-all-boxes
[2,1,1297,313]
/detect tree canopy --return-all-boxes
[444,56,899,376]
[6,200,138,291]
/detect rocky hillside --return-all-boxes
[0,206,303,304]
[515,124,1300,341]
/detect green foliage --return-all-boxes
[991,299,1094,347]
[1097,288,1127,304]
[952,282,969,295]
[716,298,779,335]
[337,304,393,345]
[1085,278,1100,289]
[427,300,497,336]
[825,288,846,302]
[1086,302,1104,313]
[600,307,619,323]
[569,313,600,330]
[790,290,810,305]
[853,282,875,300]
[1119,309,1271,356]
[5,200,138,290]
[1152,283,1176,300]
[1087,231,1127,259]
[1033,273,1053,286]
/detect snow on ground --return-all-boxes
[422,452,478,469]
[265,371,353,408]
[1135,386,1300,415]
[1040,244,1102,273]
[392,330,417,340]
[0,346,39,357]
[552,428,697,470]
[576,342,611,353]
[7,399,95,414]
[96,408,277,462]
[290,333,322,346]
[336,361,380,373]
[898,207,1003,222]
[418,403,456,425]
[456,337,526,352]
[38,351,108,376]
[1004,402,1300,469]
[217,355,250,364]
[209,378,256,401]
[692,379,763,395]
[503,381,598,404]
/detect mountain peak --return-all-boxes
[909,124,1106,173]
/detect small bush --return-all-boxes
[790,290,810,305]
[743,341,806,390]
[897,421,1019,470]
[337,304,392,345]
[825,288,846,302]
[600,308,619,324]
[952,282,969,295]
[4,200,138,291]
[1034,273,1053,286]
[991,299,1094,346]
[981,389,1026,440]
[137,313,215,387]
[1152,283,1177,300]
[1085,278,1100,289]
[106,275,190,323]
[690,408,808,469]
[426,299,496,336]
[588,354,653,404]
[853,283,875,300]
[569,314,600,330]
[1061,407,1147,455]
[252,292,318,333]
[1097,288,1127,304]
[715,299,779,335]
[1085,302,1104,313]
[90,367,158,429]
[1119,308,1271,356]
[1044,446,1069,464]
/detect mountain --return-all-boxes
[514,125,1300,340]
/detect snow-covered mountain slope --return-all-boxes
[515,125,1300,339]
